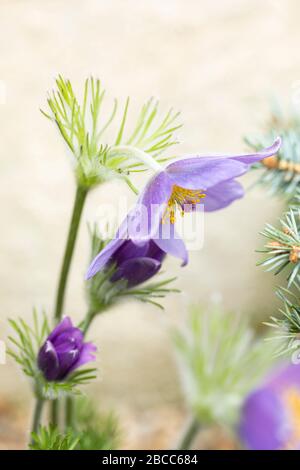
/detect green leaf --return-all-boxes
[257,209,300,287]
[246,104,300,197]
[43,76,182,189]
[85,227,180,315]
[30,426,80,450]
[74,397,121,450]
[174,305,278,425]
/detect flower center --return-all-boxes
[282,388,300,449]
[162,185,206,224]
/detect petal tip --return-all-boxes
[85,262,98,280]
[181,252,189,267]
[273,136,282,152]
[85,269,93,281]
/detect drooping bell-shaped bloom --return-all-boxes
[86,138,281,279]
[239,363,300,450]
[109,238,165,288]
[38,317,97,381]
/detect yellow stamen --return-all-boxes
[162,185,206,224]
[282,388,300,449]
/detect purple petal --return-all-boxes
[55,346,80,380]
[111,257,162,287]
[153,237,188,266]
[68,342,97,374]
[229,137,281,164]
[136,171,173,239]
[51,328,84,380]
[53,328,83,349]
[48,316,73,342]
[167,157,248,190]
[153,223,188,266]
[38,340,60,381]
[203,179,244,212]
[166,138,281,190]
[86,237,124,279]
[86,172,172,280]
[145,240,166,263]
[85,207,142,280]
[239,388,288,450]
[267,364,300,393]
[113,239,149,265]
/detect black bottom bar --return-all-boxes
[0,449,297,464]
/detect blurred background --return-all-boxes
[0,0,298,449]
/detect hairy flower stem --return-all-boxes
[51,185,88,427]
[65,396,75,430]
[31,397,44,441]
[82,310,99,336]
[64,308,103,431]
[176,416,201,450]
[50,400,59,427]
[54,185,88,323]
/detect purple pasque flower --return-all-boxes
[109,238,165,288]
[86,137,281,279]
[38,317,96,381]
[239,363,300,450]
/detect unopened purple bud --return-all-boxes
[38,317,96,381]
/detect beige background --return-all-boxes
[0,0,297,447]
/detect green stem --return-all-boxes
[64,308,100,430]
[51,185,88,427]
[82,310,98,336]
[50,399,59,427]
[65,396,75,430]
[54,185,88,322]
[176,416,201,450]
[31,397,44,441]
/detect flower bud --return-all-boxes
[38,317,96,381]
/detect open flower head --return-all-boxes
[239,363,300,450]
[87,137,281,279]
[38,317,96,382]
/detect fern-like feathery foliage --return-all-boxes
[245,106,300,197]
[257,209,300,287]
[30,425,80,450]
[30,398,121,450]
[75,397,120,450]
[43,76,182,189]
[174,306,277,425]
[265,284,300,356]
